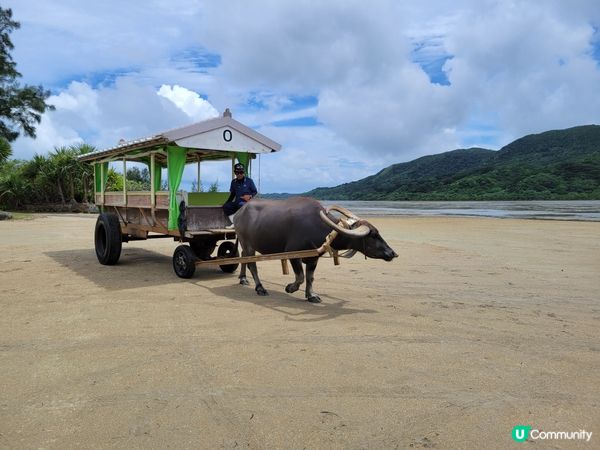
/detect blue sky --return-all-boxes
[8,0,600,193]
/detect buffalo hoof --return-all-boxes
[285,283,299,293]
[307,295,321,303]
[239,277,250,286]
[256,285,269,296]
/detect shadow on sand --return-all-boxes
[205,281,378,322]
[45,248,378,320]
[44,247,230,291]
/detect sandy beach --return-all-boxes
[0,214,598,449]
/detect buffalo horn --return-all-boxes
[326,205,361,221]
[339,249,358,258]
[319,210,370,237]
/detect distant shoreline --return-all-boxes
[322,199,600,221]
[4,199,599,222]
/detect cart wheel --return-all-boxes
[94,213,122,265]
[190,239,217,260]
[217,241,239,273]
[173,245,196,278]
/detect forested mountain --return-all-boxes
[305,125,600,200]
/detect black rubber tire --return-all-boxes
[173,245,196,279]
[94,213,122,265]
[217,241,239,273]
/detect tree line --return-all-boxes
[0,144,95,209]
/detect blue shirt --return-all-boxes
[228,176,257,204]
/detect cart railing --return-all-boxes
[96,191,170,209]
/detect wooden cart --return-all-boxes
[79,109,309,278]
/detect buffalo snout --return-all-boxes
[384,248,398,261]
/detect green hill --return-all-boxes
[305,125,600,200]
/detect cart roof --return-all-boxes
[78,109,281,163]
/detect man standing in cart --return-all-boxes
[223,162,257,228]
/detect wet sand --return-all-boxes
[0,214,598,449]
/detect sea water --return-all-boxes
[322,200,600,221]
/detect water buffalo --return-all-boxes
[233,197,397,302]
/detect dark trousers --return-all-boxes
[223,201,245,216]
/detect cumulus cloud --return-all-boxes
[12,78,194,159]
[198,1,412,93]
[14,115,84,159]
[254,125,390,193]
[444,2,600,138]
[157,85,219,121]
[197,0,600,159]
[7,0,600,192]
[11,0,205,87]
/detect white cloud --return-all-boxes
[11,0,205,86]
[6,0,600,192]
[442,1,600,141]
[11,78,193,159]
[252,125,391,193]
[157,85,219,121]
[14,115,84,158]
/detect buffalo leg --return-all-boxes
[239,263,250,285]
[238,246,254,288]
[285,258,304,293]
[247,261,268,296]
[303,257,321,303]
[240,246,268,296]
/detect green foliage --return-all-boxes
[0,159,29,207]
[106,165,154,191]
[190,179,220,193]
[0,137,11,164]
[0,7,54,142]
[0,142,96,209]
[126,166,151,191]
[105,168,123,192]
[307,125,600,201]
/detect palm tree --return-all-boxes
[50,146,81,204]
[25,154,57,203]
[0,161,32,209]
[45,149,67,204]
[1,141,98,209]
[0,137,11,165]
[70,143,95,202]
